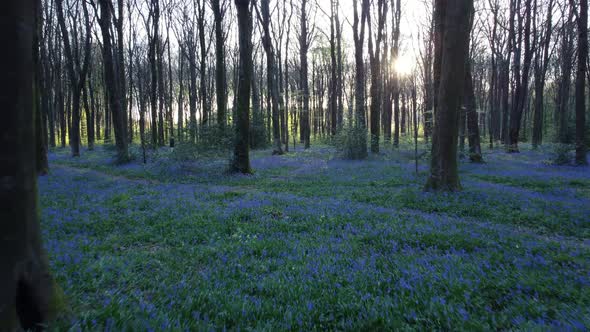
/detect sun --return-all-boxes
[393,55,414,76]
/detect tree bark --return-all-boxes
[351,0,369,159]
[574,0,588,164]
[465,61,483,162]
[97,0,129,163]
[231,0,253,173]
[300,0,311,149]
[212,0,227,129]
[0,1,58,329]
[259,0,283,154]
[425,0,473,191]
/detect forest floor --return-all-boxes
[40,142,590,330]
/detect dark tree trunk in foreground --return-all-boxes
[97,0,129,163]
[231,0,252,174]
[574,0,588,165]
[0,1,58,329]
[425,0,473,191]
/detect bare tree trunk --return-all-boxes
[56,0,91,157]
[532,0,553,148]
[425,0,473,191]
[351,0,368,159]
[0,1,57,329]
[465,61,483,162]
[368,0,387,153]
[97,0,129,163]
[178,46,185,141]
[231,0,253,173]
[197,0,209,130]
[212,0,227,129]
[259,0,283,154]
[557,9,574,144]
[574,0,588,164]
[300,0,311,149]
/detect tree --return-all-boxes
[351,0,369,159]
[96,0,130,163]
[556,7,575,145]
[258,0,284,154]
[532,0,554,148]
[425,0,473,191]
[573,0,588,165]
[386,0,401,145]
[212,0,228,129]
[507,0,534,152]
[56,0,91,157]
[0,0,58,329]
[300,0,311,149]
[196,0,210,129]
[464,61,483,162]
[367,0,387,153]
[231,0,253,174]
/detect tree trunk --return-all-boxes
[231,0,253,174]
[0,1,58,329]
[97,0,129,163]
[425,0,473,191]
[351,0,368,159]
[575,0,588,165]
[212,0,227,129]
[300,0,311,149]
[465,61,483,162]
[260,0,283,154]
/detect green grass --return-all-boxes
[41,143,590,330]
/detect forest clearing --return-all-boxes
[2,0,590,329]
[38,143,590,330]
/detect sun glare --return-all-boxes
[393,55,414,76]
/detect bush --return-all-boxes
[333,126,368,160]
[250,114,268,149]
[550,143,574,165]
[171,125,233,161]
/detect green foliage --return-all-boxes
[550,143,574,165]
[333,126,368,160]
[42,144,590,330]
[250,113,268,149]
[171,126,233,161]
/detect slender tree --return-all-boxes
[300,0,311,148]
[231,0,253,173]
[258,0,284,154]
[212,0,228,129]
[573,0,588,165]
[351,0,369,159]
[96,0,129,162]
[56,0,91,157]
[367,0,387,153]
[532,0,554,148]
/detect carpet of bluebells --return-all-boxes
[40,143,590,330]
